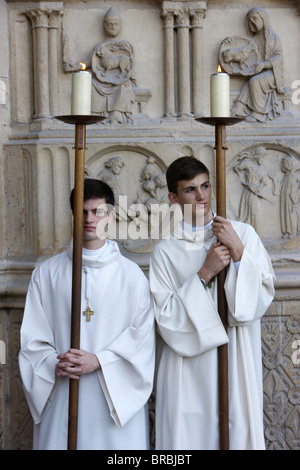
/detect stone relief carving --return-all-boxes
[138,157,167,204]
[221,37,259,76]
[280,156,300,239]
[262,313,300,449]
[98,156,126,200]
[64,7,138,124]
[228,145,300,247]
[85,150,169,253]
[219,7,291,122]
[233,146,270,234]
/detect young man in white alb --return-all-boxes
[19,179,155,450]
[150,156,275,450]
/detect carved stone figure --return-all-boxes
[85,151,169,252]
[233,147,269,233]
[280,155,300,239]
[139,157,167,203]
[220,7,289,122]
[64,7,136,124]
[97,156,128,231]
[229,146,300,245]
[98,155,125,201]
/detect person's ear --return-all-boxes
[168,192,178,205]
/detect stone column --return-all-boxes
[162,1,207,119]
[48,9,62,117]
[26,9,50,119]
[26,7,62,120]
[162,8,176,118]
[190,6,206,116]
[176,8,191,117]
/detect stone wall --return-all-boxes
[0,0,299,449]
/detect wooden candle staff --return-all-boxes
[56,115,104,449]
[195,116,243,450]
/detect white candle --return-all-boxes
[210,68,230,117]
[71,67,92,115]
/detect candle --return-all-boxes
[71,63,92,115]
[210,66,230,117]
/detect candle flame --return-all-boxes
[217,65,222,73]
[80,62,87,71]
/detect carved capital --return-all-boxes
[162,1,206,27]
[47,9,63,29]
[161,9,175,27]
[26,9,49,29]
[174,8,190,28]
[26,7,63,29]
[190,8,206,27]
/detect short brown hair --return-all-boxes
[70,179,115,212]
[166,157,210,194]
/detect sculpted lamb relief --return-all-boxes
[219,7,290,122]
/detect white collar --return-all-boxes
[182,213,214,233]
[172,213,217,248]
[67,239,119,268]
[82,241,109,258]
